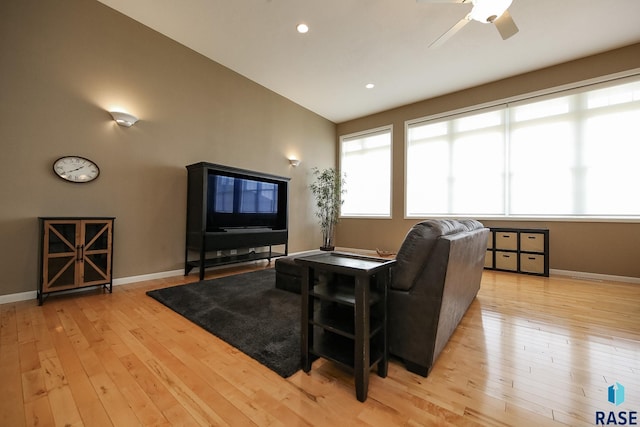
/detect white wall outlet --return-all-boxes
[230,249,237,255]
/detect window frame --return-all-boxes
[339,125,393,219]
[404,72,640,223]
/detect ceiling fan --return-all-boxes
[418,0,519,48]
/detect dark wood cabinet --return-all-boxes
[297,252,395,402]
[185,162,290,280]
[485,227,549,276]
[38,217,114,305]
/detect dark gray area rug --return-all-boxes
[146,268,302,378]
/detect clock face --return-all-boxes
[53,156,100,183]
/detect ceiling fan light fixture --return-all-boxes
[469,0,512,24]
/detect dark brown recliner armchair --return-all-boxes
[388,219,489,376]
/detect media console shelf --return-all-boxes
[185,162,290,280]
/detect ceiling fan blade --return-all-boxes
[429,17,470,48]
[494,10,519,40]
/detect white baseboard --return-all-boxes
[0,257,281,306]
[550,269,640,284]
[0,290,38,305]
[309,248,640,285]
[112,269,184,286]
[2,262,637,306]
[0,269,185,306]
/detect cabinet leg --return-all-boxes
[301,266,313,373]
[199,237,206,281]
[354,275,370,402]
[378,271,388,379]
[355,375,369,402]
[355,362,370,402]
[377,359,388,378]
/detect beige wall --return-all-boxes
[0,0,335,296]
[336,44,640,279]
[2,2,638,299]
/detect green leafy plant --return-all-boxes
[309,167,346,250]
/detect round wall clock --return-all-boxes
[53,156,100,183]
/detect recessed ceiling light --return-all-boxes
[365,83,375,89]
[296,23,309,34]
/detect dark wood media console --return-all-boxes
[185,162,290,280]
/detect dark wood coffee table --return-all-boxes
[296,252,396,402]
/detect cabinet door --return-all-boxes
[495,251,518,271]
[520,232,545,253]
[43,220,80,292]
[80,220,113,286]
[495,232,518,250]
[520,254,545,274]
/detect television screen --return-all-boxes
[206,173,285,231]
[212,175,278,214]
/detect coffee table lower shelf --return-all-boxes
[308,329,386,372]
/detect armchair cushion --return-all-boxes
[392,219,469,291]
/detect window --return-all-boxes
[406,108,506,216]
[406,76,640,219]
[340,126,392,217]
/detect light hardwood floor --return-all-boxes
[1,264,639,426]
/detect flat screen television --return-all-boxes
[206,170,287,232]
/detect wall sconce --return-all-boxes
[289,158,301,167]
[109,111,139,127]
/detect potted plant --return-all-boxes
[309,167,346,251]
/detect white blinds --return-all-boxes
[406,77,640,218]
[340,126,392,217]
[407,108,506,216]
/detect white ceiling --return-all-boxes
[96,0,640,123]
